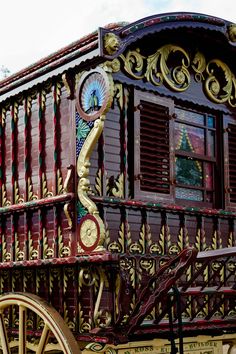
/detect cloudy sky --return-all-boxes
[0,0,235,77]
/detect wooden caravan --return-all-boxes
[0,11,236,354]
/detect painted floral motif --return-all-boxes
[76,118,90,141]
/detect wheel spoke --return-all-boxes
[36,324,50,354]
[0,293,80,354]
[0,312,10,354]
[19,305,26,354]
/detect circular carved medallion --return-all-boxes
[78,214,100,252]
[76,67,113,121]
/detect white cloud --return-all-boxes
[0,0,235,75]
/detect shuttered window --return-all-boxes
[134,90,224,207]
[228,123,236,203]
[134,91,174,201]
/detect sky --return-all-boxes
[0,0,235,78]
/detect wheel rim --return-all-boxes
[0,292,80,354]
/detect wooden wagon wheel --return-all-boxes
[0,292,80,354]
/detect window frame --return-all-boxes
[133,89,223,208]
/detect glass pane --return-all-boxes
[175,123,205,154]
[208,130,215,157]
[205,163,213,189]
[175,108,204,125]
[176,157,203,187]
[176,187,203,201]
[207,115,215,128]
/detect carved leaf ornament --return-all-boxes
[120,44,236,107]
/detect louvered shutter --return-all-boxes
[225,117,236,209]
[134,90,174,201]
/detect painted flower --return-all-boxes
[76,119,90,141]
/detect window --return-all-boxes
[134,90,223,207]
[174,107,216,204]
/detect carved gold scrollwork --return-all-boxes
[119,44,236,107]
[146,45,191,91]
[205,59,233,105]
[192,51,206,82]
[111,173,124,198]
[2,184,11,207]
[101,59,121,73]
[120,49,145,79]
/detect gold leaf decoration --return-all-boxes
[57,169,64,195]
[1,184,11,207]
[111,173,124,198]
[42,172,53,198]
[114,83,123,110]
[27,177,38,201]
[120,49,145,80]
[101,58,121,73]
[119,44,236,107]
[95,168,103,196]
[192,51,206,82]
[14,181,24,204]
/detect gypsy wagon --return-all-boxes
[0,11,236,354]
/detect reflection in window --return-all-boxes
[174,107,216,204]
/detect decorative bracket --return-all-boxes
[76,67,114,253]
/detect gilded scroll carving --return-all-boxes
[119,44,236,107]
[204,59,236,106]
[77,116,105,215]
[120,49,145,80]
[76,68,114,252]
[146,45,190,91]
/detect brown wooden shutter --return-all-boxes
[134,90,174,201]
[227,122,236,205]
[139,100,170,193]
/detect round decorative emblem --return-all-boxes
[76,68,113,121]
[78,214,100,252]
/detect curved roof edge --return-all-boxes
[1,12,235,97]
[0,22,125,97]
[99,12,236,59]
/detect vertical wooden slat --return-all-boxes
[124,87,129,199]
[44,88,54,196]
[38,90,46,198]
[11,102,21,204]
[53,82,62,195]
[0,108,6,207]
[30,211,40,260]
[25,96,37,201]
[31,96,40,197]
[60,86,75,185]
[5,216,12,262]
[5,110,12,204]
[18,104,25,202]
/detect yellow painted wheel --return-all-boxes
[0,292,80,354]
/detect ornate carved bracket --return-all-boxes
[76,68,114,253]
